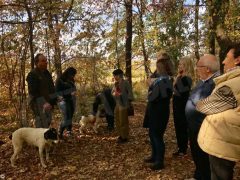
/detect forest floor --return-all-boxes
[0,100,239,180]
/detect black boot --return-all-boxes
[150,162,164,170]
[144,157,155,163]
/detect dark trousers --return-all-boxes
[209,155,236,180]
[173,96,188,152]
[106,114,114,129]
[149,128,165,165]
[189,130,211,180]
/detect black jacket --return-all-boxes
[55,78,76,102]
[26,68,56,106]
[93,88,116,116]
[185,74,218,133]
[143,74,173,129]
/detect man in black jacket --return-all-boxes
[26,53,56,128]
[185,54,219,180]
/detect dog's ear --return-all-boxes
[9,134,12,140]
[44,128,58,140]
[44,130,50,140]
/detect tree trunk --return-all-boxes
[24,0,35,69]
[136,0,150,77]
[207,0,230,72]
[194,0,200,60]
[125,0,133,85]
[47,12,62,78]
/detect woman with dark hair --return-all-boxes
[56,67,77,138]
[143,52,174,170]
[112,69,134,143]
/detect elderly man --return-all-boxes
[26,53,56,128]
[197,43,240,180]
[185,54,219,180]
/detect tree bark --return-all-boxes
[207,0,230,72]
[125,0,133,85]
[136,0,150,77]
[24,0,35,69]
[194,0,200,60]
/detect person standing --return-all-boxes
[26,53,56,128]
[185,54,219,180]
[56,67,77,138]
[143,52,174,170]
[172,57,193,156]
[112,69,133,143]
[197,43,240,180]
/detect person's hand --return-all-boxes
[58,96,64,102]
[43,102,52,111]
[114,91,121,96]
[71,91,76,96]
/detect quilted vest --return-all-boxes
[198,68,240,162]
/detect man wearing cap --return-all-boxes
[197,43,240,180]
[112,69,134,143]
[26,53,56,128]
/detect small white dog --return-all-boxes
[10,127,58,168]
[79,110,106,134]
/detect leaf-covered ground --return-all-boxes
[0,101,239,180]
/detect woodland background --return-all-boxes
[0,0,240,179]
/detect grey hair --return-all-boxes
[201,54,220,73]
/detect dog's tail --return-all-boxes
[9,134,12,140]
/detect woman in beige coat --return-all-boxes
[197,43,240,180]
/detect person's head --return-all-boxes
[112,69,124,82]
[61,67,77,81]
[156,52,174,76]
[196,54,219,80]
[178,56,195,76]
[223,43,240,72]
[34,53,47,70]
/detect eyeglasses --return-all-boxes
[196,65,207,68]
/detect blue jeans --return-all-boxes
[149,128,165,165]
[58,100,74,134]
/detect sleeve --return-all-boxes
[178,76,192,98]
[125,80,134,101]
[196,85,237,115]
[26,71,40,100]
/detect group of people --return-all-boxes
[26,53,77,138]
[143,44,240,180]
[27,43,240,179]
[26,54,134,143]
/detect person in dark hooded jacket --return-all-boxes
[56,67,77,138]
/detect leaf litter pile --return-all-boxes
[0,101,239,179]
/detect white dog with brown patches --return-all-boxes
[10,128,58,168]
[79,110,106,134]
